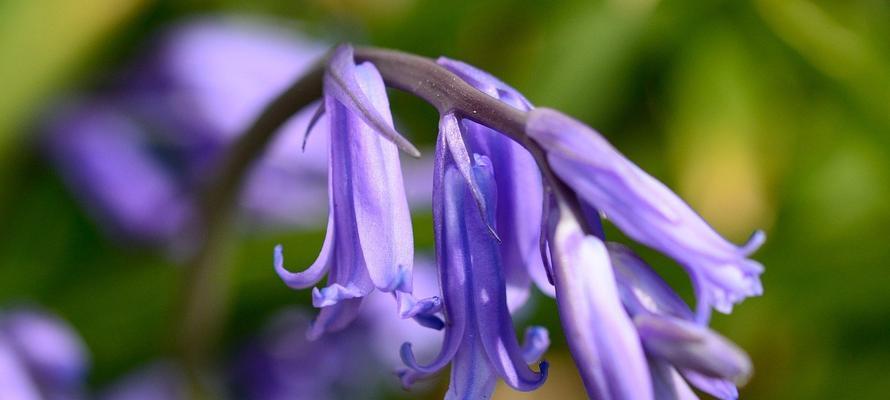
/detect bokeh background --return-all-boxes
[1,0,889,399]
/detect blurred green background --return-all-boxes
[1,0,888,399]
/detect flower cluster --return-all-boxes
[277,44,764,399]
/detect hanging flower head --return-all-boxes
[269,44,764,399]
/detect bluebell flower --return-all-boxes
[610,243,752,399]
[274,45,436,339]
[437,58,553,307]
[397,136,548,398]
[527,107,765,321]
[275,48,765,399]
[545,204,654,399]
[0,309,89,400]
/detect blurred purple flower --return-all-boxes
[99,362,186,400]
[101,261,442,400]
[0,309,89,400]
[237,261,442,400]
[43,17,432,247]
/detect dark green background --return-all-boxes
[1,0,888,398]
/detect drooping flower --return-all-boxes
[545,204,654,400]
[0,309,89,400]
[397,136,548,397]
[609,243,752,399]
[526,107,765,321]
[437,58,552,306]
[274,45,431,339]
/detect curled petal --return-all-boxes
[521,326,550,364]
[325,44,420,157]
[527,107,765,318]
[548,207,653,400]
[397,292,443,319]
[396,292,445,329]
[274,233,332,289]
[311,283,366,308]
[306,298,364,340]
[636,315,752,385]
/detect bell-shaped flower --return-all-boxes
[610,243,753,399]
[527,107,765,321]
[398,143,548,398]
[275,45,420,339]
[545,204,653,400]
[438,58,552,308]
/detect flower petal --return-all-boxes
[635,315,752,385]
[649,359,699,400]
[441,59,549,303]
[311,283,366,308]
[342,61,415,294]
[306,298,365,341]
[521,326,550,364]
[274,237,332,289]
[608,242,694,320]
[445,333,497,400]
[441,113,498,241]
[681,370,739,400]
[465,157,548,392]
[548,206,653,400]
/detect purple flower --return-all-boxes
[397,136,548,397]
[610,243,752,399]
[545,206,653,400]
[100,261,442,400]
[0,309,89,400]
[44,17,326,245]
[527,107,765,321]
[437,59,553,306]
[99,362,186,400]
[275,45,427,338]
[238,262,442,400]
